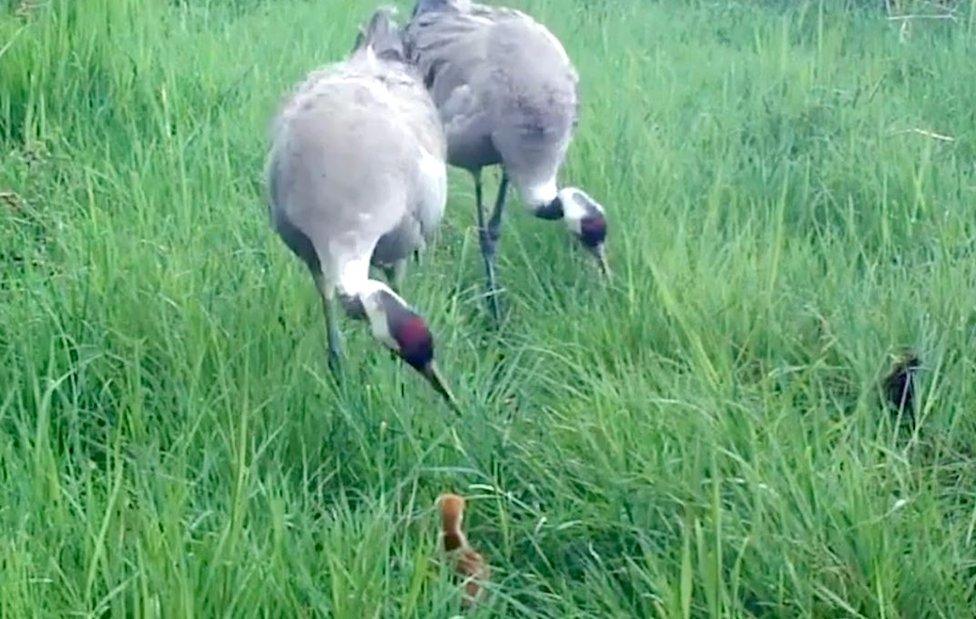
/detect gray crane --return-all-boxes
[405,0,609,322]
[266,8,457,409]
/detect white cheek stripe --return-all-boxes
[336,263,402,352]
[336,256,371,297]
[558,188,588,220]
[560,189,589,239]
[522,180,558,209]
[366,305,398,350]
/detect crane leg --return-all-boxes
[487,171,509,256]
[474,171,501,323]
[313,271,343,379]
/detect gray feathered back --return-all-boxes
[412,0,454,17]
[352,7,405,62]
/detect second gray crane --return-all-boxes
[406,0,609,322]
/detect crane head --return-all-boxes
[360,284,459,412]
[557,187,609,276]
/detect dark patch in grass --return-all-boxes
[883,351,920,423]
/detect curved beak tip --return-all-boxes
[422,362,461,414]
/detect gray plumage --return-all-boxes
[405,0,609,321]
[406,0,579,199]
[265,8,457,407]
[269,13,446,281]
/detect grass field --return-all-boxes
[2,0,976,615]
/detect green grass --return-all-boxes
[2,0,976,615]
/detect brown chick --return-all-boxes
[438,493,490,608]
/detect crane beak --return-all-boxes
[421,361,460,414]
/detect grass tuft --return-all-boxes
[2,0,975,615]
